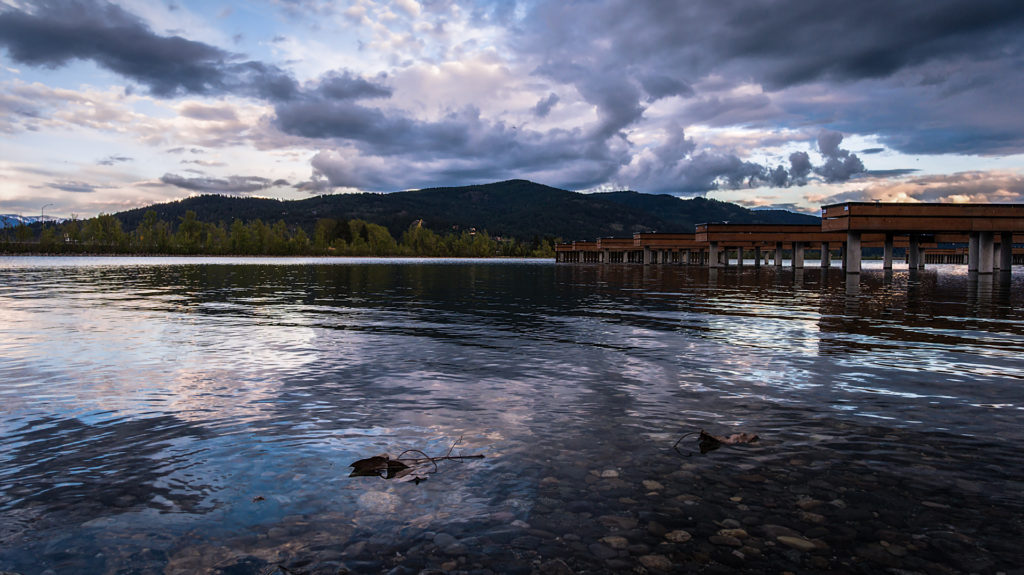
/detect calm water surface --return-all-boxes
[0,257,1021,573]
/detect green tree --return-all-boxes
[469,230,496,257]
[39,226,59,252]
[82,214,126,251]
[15,222,32,243]
[205,222,230,254]
[401,221,441,256]
[268,220,289,255]
[230,219,250,254]
[290,227,310,254]
[247,219,269,254]
[176,210,202,253]
[363,221,398,255]
[313,218,337,253]
[136,210,159,252]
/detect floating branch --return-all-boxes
[674,429,759,456]
[348,437,485,484]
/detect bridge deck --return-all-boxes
[822,202,1024,233]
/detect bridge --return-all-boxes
[555,202,1024,274]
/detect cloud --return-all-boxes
[178,103,240,122]
[717,1,1024,89]
[814,130,866,182]
[97,155,132,165]
[315,70,392,100]
[516,0,1024,160]
[0,0,297,99]
[3,0,1020,206]
[180,159,226,167]
[788,151,812,184]
[811,171,1024,205]
[615,127,873,195]
[866,168,919,178]
[817,130,845,159]
[159,173,290,194]
[532,93,559,118]
[393,0,421,18]
[271,67,617,190]
[639,73,693,101]
[42,179,101,193]
[617,129,767,194]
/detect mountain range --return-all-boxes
[107,179,818,240]
[0,215,53,229]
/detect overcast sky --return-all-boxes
[2,0,1023,218]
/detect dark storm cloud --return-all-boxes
[817,131,845,159]
[678,92,775,127]
[522,0,1023,91]
[718,1,1024,89]
[817,155,866,183]
[673,153,767,194]
[519,0,1024,158]
[0,0,297,99]
[814,131,866,182]
[532,93,559,118]
[768,165,789,187]
[316,70,393,100]
[638,73,693,101]
[270,71,404,146]
[788,152,812,184]
[160,173,290,194]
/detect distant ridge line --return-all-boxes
[101,179,819,241]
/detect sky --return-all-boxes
[1,0,1023,219]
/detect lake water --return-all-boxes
[1,257,1021,574]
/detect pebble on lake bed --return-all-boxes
[776,535,818,552]
[641,480,664,491]
[600,535,629,549]
[638,554,673,571]
[665,530,692,543]
[357,491,399,512]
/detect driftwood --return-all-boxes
[674,429,759,456]
[348,437,485,484]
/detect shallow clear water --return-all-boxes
[1,257,1021,574]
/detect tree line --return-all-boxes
[0,210,559,258]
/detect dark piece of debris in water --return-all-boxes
[348,437,485,484]
[674,429,759,456]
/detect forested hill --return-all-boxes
[114,179,819,241]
